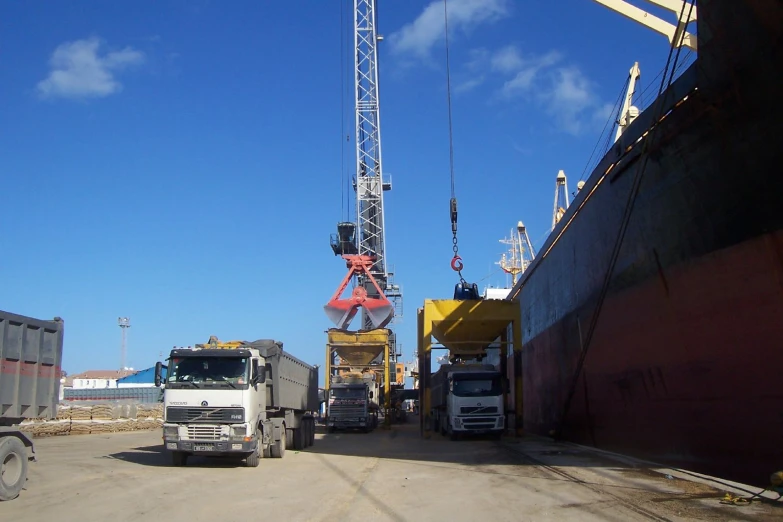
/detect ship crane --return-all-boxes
[590,0,698,51]
[325,0,402,358]
[552,170,570,230]
[498,221,536,286]
[616,62,642,142]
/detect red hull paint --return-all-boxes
[523,231,783,486]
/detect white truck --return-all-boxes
[153,338,318,467]
[431,363,505,440]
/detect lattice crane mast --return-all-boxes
[552,170,570,230]
[325,0,402,337]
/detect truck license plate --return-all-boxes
[194,445,213,451]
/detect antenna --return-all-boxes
[117,317,131,370]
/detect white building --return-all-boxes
[67,370,136,389]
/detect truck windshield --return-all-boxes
[331,388,365,399]
[167,357,249,385]
[452,377,501,397]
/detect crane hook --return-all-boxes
[450,255,463,271]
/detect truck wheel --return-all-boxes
[285,428,294,449]
[270,436,285,458]
[0,437,28,501]
[171,451,188,466]
[293,428,306,450]
[308,419,315,446]
[245,449,260,467]
[302,421,311,447]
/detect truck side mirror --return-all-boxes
[252,360,266,385]
[369,392,374,399]
[154,361,162,387]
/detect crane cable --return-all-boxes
[443,0,466,283]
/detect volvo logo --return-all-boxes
[201,401,208,406]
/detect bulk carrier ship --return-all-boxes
[509,0,782,486]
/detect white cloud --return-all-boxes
[499,50,562,97]
[490,45,524,73]
[37,37,144,100]
[454,76,485,93]
[466,44,613,135]
[388,0,510,58]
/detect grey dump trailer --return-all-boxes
[0,310,64,501]
[156,338,319,466]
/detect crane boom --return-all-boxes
[326,0,402,336]
[591,0,698,51]
[354,0,391,329]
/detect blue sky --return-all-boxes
[0,0,696,383]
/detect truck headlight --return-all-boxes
[164,426,178,438]
[232,426,246,438]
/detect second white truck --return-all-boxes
[154,338,318,466]
[430,363,505,439]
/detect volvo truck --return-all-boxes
[154,337,318,467]
[0,310,64,501]
[431,363,505,439]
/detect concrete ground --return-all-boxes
[2,418,780,521]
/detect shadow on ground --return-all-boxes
[103,444,249,468]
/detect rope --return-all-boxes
[554,0,697,439]
[340,0,346,221]
[579,78,628,182]
[443,0,466,284]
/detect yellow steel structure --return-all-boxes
[417,299,523,438]
[325,328,392,425]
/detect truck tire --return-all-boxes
[245,449,260,467]
[308,418,315,446]
[171,451,188,466]
[293,427,306,450]
[0,437,28,501]
[270,435,285,458]
[285,428,294,450]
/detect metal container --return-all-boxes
[246,339,319,412]
[0,310,64,422]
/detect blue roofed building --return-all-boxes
[116,366,167,388]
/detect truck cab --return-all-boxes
[326,375,379,433]
[431,364,505,439]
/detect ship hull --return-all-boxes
[517,1,783,487]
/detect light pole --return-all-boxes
[118,317,131,370]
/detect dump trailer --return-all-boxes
[431,363,505,439]
[155,338,318,467]
[0,310,64,501]
[326,371,379,432]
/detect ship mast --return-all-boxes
[498,221,536,285]
[552,170,570,230]
[615,62,642,142]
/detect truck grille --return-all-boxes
[166,407,244,424]
[460,406,498,414]
[330,405,365,416]
[187,425,222,441]
[461,416,499,430]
